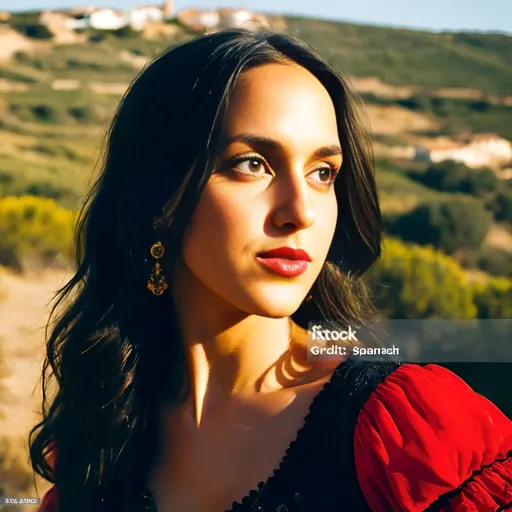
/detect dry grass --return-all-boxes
[465,268,492,284]
[379,194,419,214]
[363,104,439,135]
[349,75,512,106]
[484,223,512,254]
[0,265,10,302]
[349,75,415,98]
[0,340,12,409]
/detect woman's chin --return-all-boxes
[251,294,307,319]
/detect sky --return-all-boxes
[2,0,511,34]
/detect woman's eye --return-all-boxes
[232,156,267,175]
[310,167,339,186]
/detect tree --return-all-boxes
[11,22,53,40]
[488,191,512,224]
[409,161,499,199]
[386,197,492,254]
[477,247,512,278]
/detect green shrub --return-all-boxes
[409,161,500,199]
[88,31,107,43]
[68,106,97,123]
[396,94,432,111]
[476,247,512,278]
[0,171,14,187]
[472,276,512,318]
[386,197,492,254]
[488,191,512,224]
[8,103,66,124]
[469,167,502,197]
[11,23,53,40]
[112,25,138,38]
[367,238,477,319]
[0,196,74,271]
[24,181,76,203]
[470,99,492,112]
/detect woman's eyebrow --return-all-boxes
[223,133,343,159]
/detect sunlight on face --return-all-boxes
[181,62,342,317]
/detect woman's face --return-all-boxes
[180,62,342,318]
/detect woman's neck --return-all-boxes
[169,258,315,426]
[177,314,316,426]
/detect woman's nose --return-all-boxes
[271,172,316,231]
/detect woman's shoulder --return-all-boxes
[337,360,512,511]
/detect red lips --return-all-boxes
[257,247,312,261]
[255,247,312,277]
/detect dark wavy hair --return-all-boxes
[29,27,382,511]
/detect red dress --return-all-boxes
[37,362,512,511]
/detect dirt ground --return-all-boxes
[0,26,34,62]
[0,267,73,436]
[363,104,439,135]
[484,223,512,254]
[0,267,73,506]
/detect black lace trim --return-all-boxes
[227,357,407,511]
[425,449,512,511]
[224,364,343,512]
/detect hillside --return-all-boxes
[286,16,512,96]
[0,14,511,143]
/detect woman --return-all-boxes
[31,27,512,512]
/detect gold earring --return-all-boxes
[147,241,168,296]
[305,294,313,302]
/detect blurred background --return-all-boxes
[0,1,511,509]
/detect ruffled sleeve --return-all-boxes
[354,363,512,511]
[38,485,57,512]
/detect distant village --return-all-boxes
[391,133,512,177]
[0,1,276,35]
[414,133,512,174]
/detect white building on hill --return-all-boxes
[126,5,164,30]
[176,8,219,32]
[414,133,512,169]
[67,8,127,30]
[176,7,270,33]
[64,2,173,31]
[217,8,270,30]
